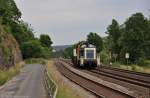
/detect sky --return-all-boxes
[14,0,150,45]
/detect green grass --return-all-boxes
[25,58,46,65]
[143,60,150,66]
[47,74,57,96]
[111,62,150,73]
[56,88,75,98]
[0,62,24,85]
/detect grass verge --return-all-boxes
[25,58,46,65]
[47,60,95,98]
[0,62,24,86]
[111,62,150,74]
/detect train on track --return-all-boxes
[72,41,100,68]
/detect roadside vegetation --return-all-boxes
[47,60,94,98]
[0,62,24,86]
[0,0,53,86]
[110,62,150,73]
[0,0,53,65]
[25,58,46,65]
[0,0,53,61]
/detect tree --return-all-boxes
[119,13,149,64]
[40,34,53,48]
[0,0,34,46]
[0,0,21,24]
[0,0,53,60]
[87,32,103,53]
[11,21,34,45]
[144,18,150,59]
[63,46,73,58]
[21,40,48,59]
[106,19,121,58]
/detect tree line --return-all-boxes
[0,0,53,59]
[64,12,150,66]
[106,13,150,65]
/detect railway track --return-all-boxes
[60,59,150,98]
[61,59,150,88]
[55,60,140,98]
[85,69,150,98]
[93,67,150,88]
[101,66,150,77]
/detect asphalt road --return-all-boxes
[0,64,47,98]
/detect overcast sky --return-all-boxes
[14,0,150,45]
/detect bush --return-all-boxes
[131,65,144,72]
[100,50,109,64]
[143,60,150,66]
[136,57,144,66]
[0,62,23,85]
[21,40,50,59]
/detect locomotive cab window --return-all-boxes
[86,50,94,59]
[80,49,84,58]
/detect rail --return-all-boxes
[56,60,139,98]
[59,59,150,98]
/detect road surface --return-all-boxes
[0,64,47,98]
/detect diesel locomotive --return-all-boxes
[72,41,100,68]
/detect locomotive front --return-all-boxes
[73,42,100,68]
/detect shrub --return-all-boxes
[21,40,43,58]
[131,65,144,72]
[0,62,23,85]
[21,40,50,59]
[143,60,150,66]
[100,50,109,64]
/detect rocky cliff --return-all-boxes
[0,24,22,68]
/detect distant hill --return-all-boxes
[53,45,72,51]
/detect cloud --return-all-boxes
[15,0,150,45]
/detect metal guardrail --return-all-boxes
[43,65,58,98]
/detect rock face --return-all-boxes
[0,24,22,68]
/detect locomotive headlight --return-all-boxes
[80,58,84,65]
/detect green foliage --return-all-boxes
[40,34,53,48]
[63,46,73,58]
[106,13,150,65]
[50,50,64,58]
[119,13,149,64]
[10,21,34,45]
[21,40,50,59]
[143,60,150,66]
[100,50,109,64]
[21,40,41,58]
[0,63,23,85]
[0,0,21,24]
[106,19,121,56]
[87,32,103,53]
[131,65,143,72]
[0,0,53,60]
